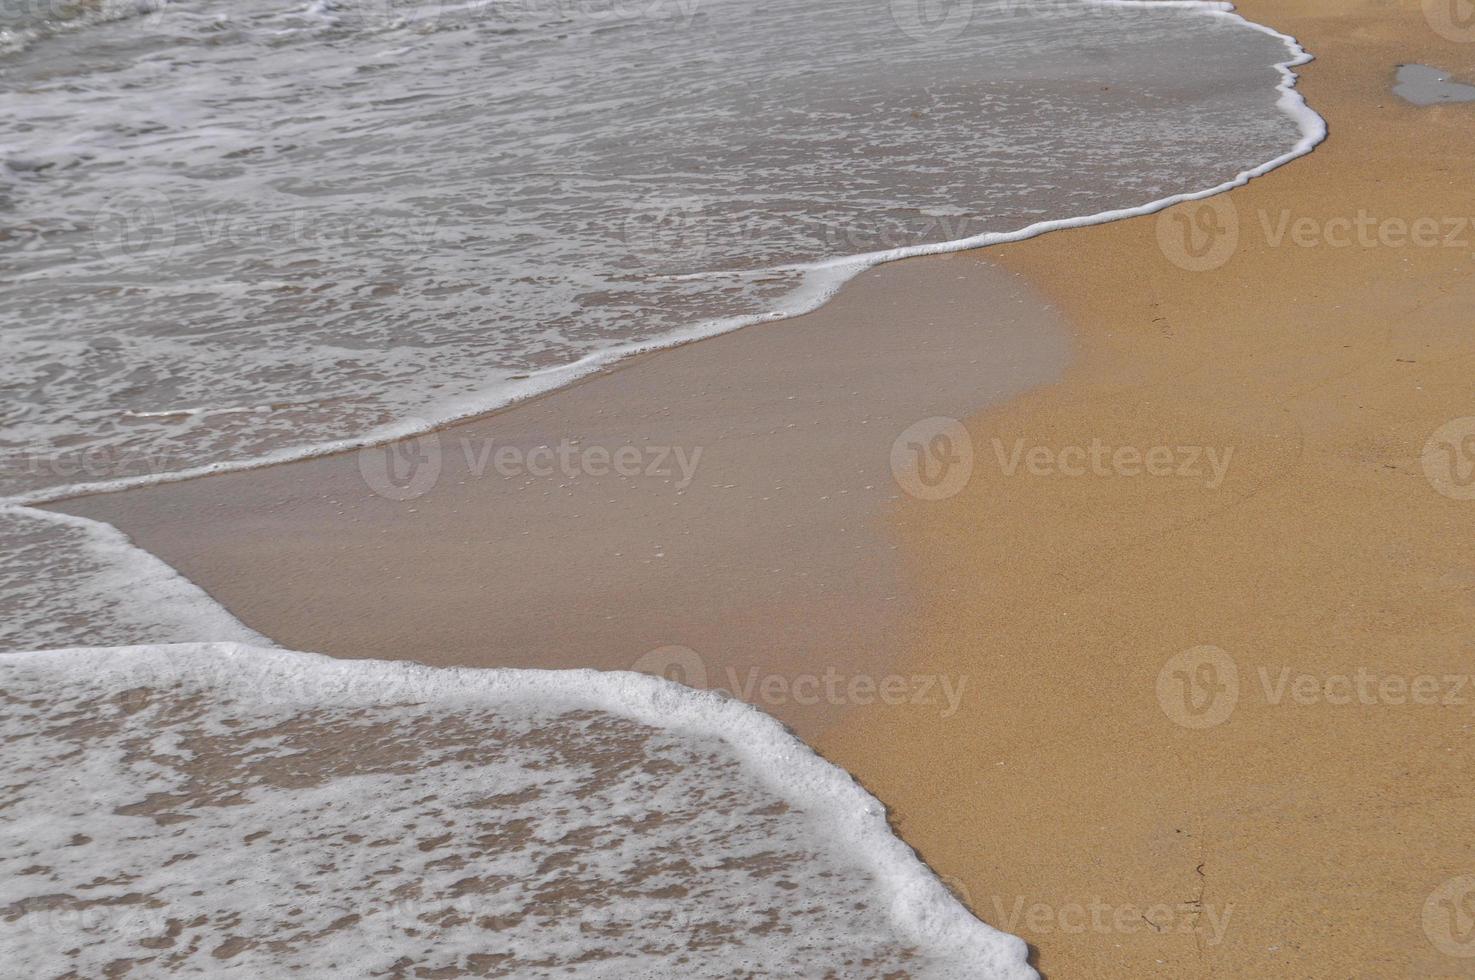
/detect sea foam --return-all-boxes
[0,643,1035,977]
[0,506,267,652]
[0,0,1323,653]
[2,0,1321,506]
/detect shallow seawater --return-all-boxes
[1393,63,1475,105]
[0,0,1317,652]
[0,645,1034,977]
[0,0,1305,502]
[0,505,264,651]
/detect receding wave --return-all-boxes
[1,0,1319,507]
[0,0,169,54]
[0,644,1034,977]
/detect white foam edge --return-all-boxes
[0,504,272,648]
[0,641,1036,977]
[4,0,1326,510]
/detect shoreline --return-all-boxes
[53,255,1072,743]
[8,0,1322,509]
[817,0,1475,975]
[0,641,1034,975]
[15,0,1475,975]
[1,641,1034,976]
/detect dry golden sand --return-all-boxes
[816,1,1475,976]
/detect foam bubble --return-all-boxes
[0,644,1034,977]
[0,506,268,652]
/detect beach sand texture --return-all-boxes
[46,0,1475,975]
[818,0,1475,975]
[56,257,1070,743]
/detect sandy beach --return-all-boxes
[40,0,1475,975]
[55,256,1071,742]
[816,0,1475,975]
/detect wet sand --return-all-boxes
[47,0,1475,975]
[55,257,1069,742]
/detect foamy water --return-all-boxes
[1,0,1315,505]
[0,0,1320,637]
[0,644,1034,977]
[0,505,266,650]
[0,0,1321,651]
